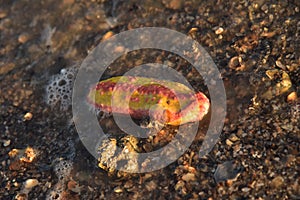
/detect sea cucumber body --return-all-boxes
[87,76,210,125]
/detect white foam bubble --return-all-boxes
[46,67,78,111]
[46,159,73,200]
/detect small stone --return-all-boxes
[214,161,243,183]
[276,71,292,94]
[174,180,185,191]
[20,147,37,163]
[287,91,297,102]
[8,147,37,163]
[266,69,279,80]
[113,186,123,193]
[18,33,30,44]
[261,31,277,38]
[143,143,153,152]
[215,27,224,35]
[123,180,133,189]
[8,149,19,158]
[229,134,240,142]
[24,179,39,189]
[3,139,11,147]
[145,180,157,191]
[23,112,33,121]
[182,173,196,182]
[101,31,114,41]
[241,187,251,192]
[188,27,198,34]
[286,63,298,72]
[14,182,20,187]
[274,157,280,162]
[188,27,198,38]
[14,193,27,200]
[226,139,233,147]
[275,60,286,70]
[270,176,284,188]
[228,56,241,69]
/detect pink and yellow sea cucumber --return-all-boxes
[87,76,210,126]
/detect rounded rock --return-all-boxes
[24,179,39,189]
[23,112,33,121]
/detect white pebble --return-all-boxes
[215,27,224,35]
[3,139,10,147]
[24,179,39,189]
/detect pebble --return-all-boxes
[261,31,277,38]
[188,27,198,34]
[3,139,11,147]
[174,180,185,191]
[286,63,298,72]
[14,193,27,200]
[270,176,284,188]
[215,27,224,35]
[265,69,279,80]
[275,60,286,70]
[8,147,37,163]
[101,31,114,41]
[229,134,240,142]
[23,112,33,121]
[228,56,241,70]
[265,70,293,97]
[8,149,19,158]
[277,71,292,94]
[225,139,233,147]
[123,180,133,189]
[182,173,196,182]
[21,147,36,163]
[145,180,157,191]
[241,187,251,192]
[214,161,242,183]
[18,33,30,44]
[113,186,123,193]
[24,179,39,189]
[287,91,297,102]
[274,157,280,162]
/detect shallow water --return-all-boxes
[0,0,299,199]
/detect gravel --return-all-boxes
[0,0,299,199]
